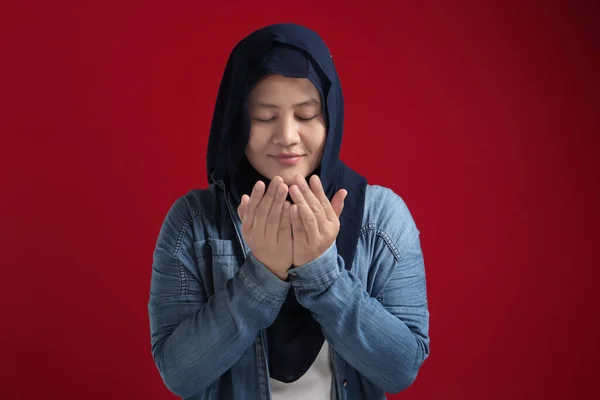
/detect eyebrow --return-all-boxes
[251,98,320,109]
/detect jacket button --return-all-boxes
[343,379,348,388]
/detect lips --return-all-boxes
[272,154,304,165]
[274,153,303,158]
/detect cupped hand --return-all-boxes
[237,176,293,280]
[288,174,347,267]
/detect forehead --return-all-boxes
[249,74,320,102]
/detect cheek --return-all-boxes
[246,128,267,152]
[307,126,326,153]
[248,127,270,150]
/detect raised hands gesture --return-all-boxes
[238,174,347,276]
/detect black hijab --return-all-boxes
[206,23,367,383]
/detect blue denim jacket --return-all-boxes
[148,179,430,399]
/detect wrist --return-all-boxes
[255,257,290,281]
[275,271,289,281]
[242,251,291,306]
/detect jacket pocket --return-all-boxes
[194,238,244,294]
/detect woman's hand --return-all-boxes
[237,176,292,280]
[288,174,347,267]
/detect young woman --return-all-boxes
[148,23,430,400]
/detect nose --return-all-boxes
[273,115,300,146]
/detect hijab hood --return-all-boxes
[207,23,345,192]
[206,23,367,383]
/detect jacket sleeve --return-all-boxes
[147,196,290,398]
[290,188,430,394]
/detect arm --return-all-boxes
[290,192,430,394]
[148,197,290,398]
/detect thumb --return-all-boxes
[331,189,347,218]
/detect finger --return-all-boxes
[246,181,265,216]
[308,175,337,222]
[330,189,347,218]
[292,175,329,226]
[242,181,265,234]
[290,204,307,241]
[289,184,320,239]
[278,200,291,243]
[266,177,287,237]
[254,178,279,236]
[238,194,250,222]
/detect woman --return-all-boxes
[148,23,430,399]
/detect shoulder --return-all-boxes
[364,184,411,214]
[155,185,229,248]
[363,184,416,227]
[362,184,420,256]
[166,185,224,219]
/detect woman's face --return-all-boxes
[246,74,326,186]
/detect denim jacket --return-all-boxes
[148,179,430,399]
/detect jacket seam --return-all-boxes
[359,222,401,263]
[171,208,231,295]
[377,233,421,307]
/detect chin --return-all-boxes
[281,175,296,186]
[270,170,306,186]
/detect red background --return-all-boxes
[1,0,599,399]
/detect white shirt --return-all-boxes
[270,340,333,399]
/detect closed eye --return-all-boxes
[253,117,275,123]
[253,116,317,123]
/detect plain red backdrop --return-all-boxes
[1,0,599,398]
